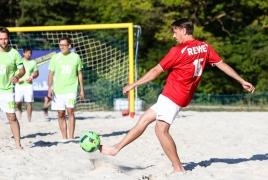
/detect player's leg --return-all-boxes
[16,101,23,120]
[58,110,67,139]
[65,93,77,139]
[43,97,49,116]
[66,107,75,139]
[15,85,23,120]
[0,92,22,150]
[45,97,52,108]
[154,94,185,173]
[155,120,185,173]
[100,108,156,156]
[6,113,23,150]
[52,94,67,139]
[47,98,52,108]
[26,102,32,122]
[24,85,34,122]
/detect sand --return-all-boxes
[0,110,267,180]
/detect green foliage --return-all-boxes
[90,77,123,110]
[86,57,129,110]
[192,90,268,106]
[0,0,20,27]
[6,0,267,95]
[138,82,163,108]
[76,0,154,24]
[18,0,79,26]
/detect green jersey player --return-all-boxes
[48,36,85,139]
[15,48,39,122]
[0,27,25,150]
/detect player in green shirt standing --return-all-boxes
[15,48,39,122]
[0,27,25,150]
[48,36,85,139]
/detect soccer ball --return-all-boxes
[79,131,100,152]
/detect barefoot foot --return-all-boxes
[16,144,23,150]
[99,145,119,156]
[171,168,186,174]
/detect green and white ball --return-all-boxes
[79,131,100,152]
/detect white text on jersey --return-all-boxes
[187,45,207,55]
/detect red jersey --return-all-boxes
[159,39,222,107]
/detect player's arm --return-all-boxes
[27,62,39,82]
[11,66,25,84]
[123,65,163,94]
[32,70,39,79]
[47,70,54,98]
[78,70,85,100]
[33,62,39,79]
[215,61,255,93]
[26,70,39,83]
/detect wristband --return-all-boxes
[26,76,34,83]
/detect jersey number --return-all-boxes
[68,99,75,106]
[8,101,15,110]
[61,65,71,74]
[193,58,204,77]
[0,64,6,74]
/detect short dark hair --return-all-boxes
[23,47,32,53]
[59,36,72,45]
[171,18,194,35]
[0,26,10,36]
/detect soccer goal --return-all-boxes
[8,23,141,117]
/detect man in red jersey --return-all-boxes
[99,18,255,173]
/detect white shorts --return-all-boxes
[0,92,15,113]
[150,94,182,124]
[52,93,77,110]
[15,85,34,102]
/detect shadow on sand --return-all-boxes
[30,139,79,148]
[184,153,268,171]
[21,132,57,139]
[100,130,130,137]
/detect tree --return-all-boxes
[14,0,268,93]
[18,0,79,26]
[0,0,20,27]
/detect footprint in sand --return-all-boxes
[90,159,121,173]
[142,172,186,180]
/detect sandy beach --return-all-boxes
[0,110,267,180]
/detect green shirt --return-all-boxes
[18,59,38,86]
[0,48,23,93]
[48,52,83,94]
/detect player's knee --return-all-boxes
[7,114,17,122]
[67,111,74,117]
[155,121,167,137]
[66,108,74,114]
[58,111,65,118]
[58,114,65,119]
[155,123,162,137]
[26,102,32,106]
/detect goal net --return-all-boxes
[8,24,140,115]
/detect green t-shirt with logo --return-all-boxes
[0,48,23,93]
[18,60,38,86]
[48,52,83,94]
